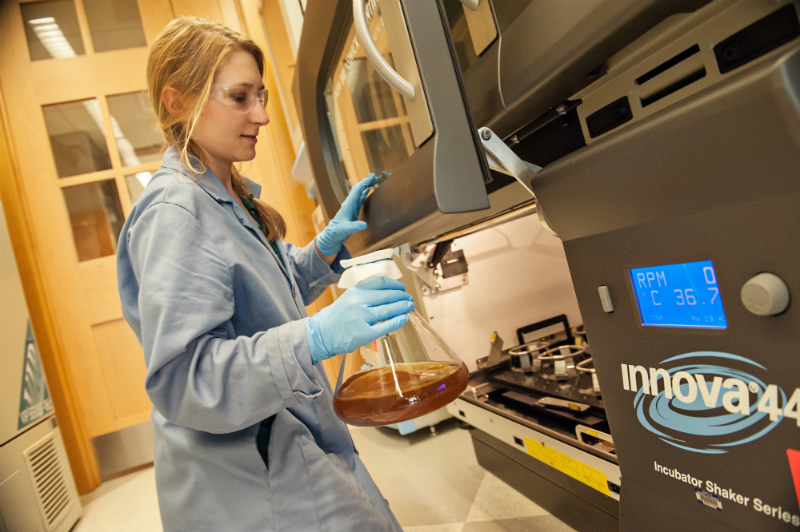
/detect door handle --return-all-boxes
[353,0,416,99]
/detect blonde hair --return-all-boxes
[147,16,286,241]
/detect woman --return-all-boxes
[117,17,411,532]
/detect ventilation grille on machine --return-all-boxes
[24,434,73,530]
[635,44,706,108]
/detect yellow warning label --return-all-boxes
[524,436,611,496]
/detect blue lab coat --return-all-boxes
[117,148,402,532]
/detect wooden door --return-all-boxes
[0,0,321,494]
[0,0,175,492]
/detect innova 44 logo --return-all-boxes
[621,352,799,453]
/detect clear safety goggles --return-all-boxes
[209,84,268,112]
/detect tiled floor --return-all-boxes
[73,467,161,532]
[72,419,575,532]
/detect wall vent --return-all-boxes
[23,434,74,531]
[635,45,706,107]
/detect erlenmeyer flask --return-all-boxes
[332,250,469,427]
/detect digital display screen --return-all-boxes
[630,260,727,329]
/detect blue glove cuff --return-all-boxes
[316,234,342,257]
[305,316,331,365]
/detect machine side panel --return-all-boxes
[564,193,800,531]
[534,46,800,532]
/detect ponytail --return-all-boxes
[231,165,286,242]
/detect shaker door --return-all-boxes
[295,0,493,254]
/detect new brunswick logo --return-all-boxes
[621,352,799,454]
[18,322,53,429]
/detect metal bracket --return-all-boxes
[485,331,505,368]
[575,425,615,454]
[405,242,469,295]
[478,127,558,237]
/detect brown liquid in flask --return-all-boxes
[334,361,469,427]
[334,251,469,426]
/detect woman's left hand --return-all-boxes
[316,173,380,256]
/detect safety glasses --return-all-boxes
[209,84,268,113]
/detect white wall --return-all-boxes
[422,214,583,372]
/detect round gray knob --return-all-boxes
[741,273,790,316]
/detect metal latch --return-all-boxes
[575,425,615,454]
[405,241,469,295]
[478,127,558,237]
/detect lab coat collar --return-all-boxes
[244,178,262,199]
[160,146,262,204]
[161,147,290,282]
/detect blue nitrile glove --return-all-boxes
[305,276,414,364]
[316,172,384,256]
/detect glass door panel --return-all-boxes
[106,91,164,166]
[20,0,85,60]
[361,126,411,173]
[42,99,113,178]
[83,0,147,52]
[62,179,124,261]
[324,5,415,194]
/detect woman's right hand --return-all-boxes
[305,277,414,365]
[315,173,379,257]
